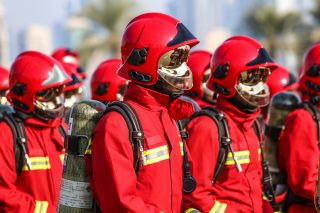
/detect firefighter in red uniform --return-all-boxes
[183,36,278,213]
[185,50,216,108]
[90,58,127,103]
[51,51,84,111]
[89,12,199,212]
[0,65,9,105]
[277,43,320,213]
[51,47,86,80]
[261,65,298,119]
[0,51,71,213]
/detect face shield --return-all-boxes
[236,67,271,107]
[201,69,216,103]
[158,45,193,91]
[34,85,65,120]
[0,89,9,105]
[64,87,83,109]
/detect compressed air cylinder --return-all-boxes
[265,91,300,185]
[58,100,106,213]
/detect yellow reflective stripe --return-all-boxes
[209,200,227,213]
[225,150,250,165]
[34,200,48,213]
[59,154,65,165]
[85,139,92,155]
[22,156,50,171]
[144,145,169,165]
[185,208,201,213]
[180,141,184,156]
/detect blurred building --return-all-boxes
[0,0,10,67]
[23,25,53,55]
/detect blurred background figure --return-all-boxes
[90,58,127,104]
[185,50,216,109]
[52,49,84,111]
[261,64,298,119]
[0,65,9,105]
[51,47,86,80]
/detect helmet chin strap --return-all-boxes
[227,93,258,114]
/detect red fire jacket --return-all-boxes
[88,83,184,212]
[0,116,65,213]
[183,97,264,213]
[278,107,318,213]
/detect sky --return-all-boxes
[3,0,169,60]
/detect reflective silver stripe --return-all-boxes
[144,145,169,165]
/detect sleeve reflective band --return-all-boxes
[34,200,48,213]
[184,208,201,213]
[209,200,227,213]
[22,156,50,171]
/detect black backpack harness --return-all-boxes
[188,106,277,208]
[0,110,66,176]
[89,101,195,213]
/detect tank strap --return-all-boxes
[1,111,29,175]
[105,101,144,175]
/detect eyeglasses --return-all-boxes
[238,67,271,86]
[159,45,190,69]
[36,85,64,102]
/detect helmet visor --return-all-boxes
[158,45,193,90]
[236,67,271,107]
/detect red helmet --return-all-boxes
[0,66,9,105]
[91,59,127,102]
[186,50,212,98]
[0,66,9,91]
[117,12,199,90]
[7,51,71,119]
[51,47,86,80]
[266,64,297,98]
[299,43,320,96]
[207,35,277,107]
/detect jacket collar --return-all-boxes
[123,83,170,111]
[216,96,261,130]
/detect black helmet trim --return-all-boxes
[167,23,197,47]
[246,48,274,66]
[286,73,297,87]
[66,74,82,87]
[95,82,110,95]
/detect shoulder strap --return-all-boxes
[105,101,144,174]
[253,120,278,210]
[190,106,240,184]
[1,111,30,175]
